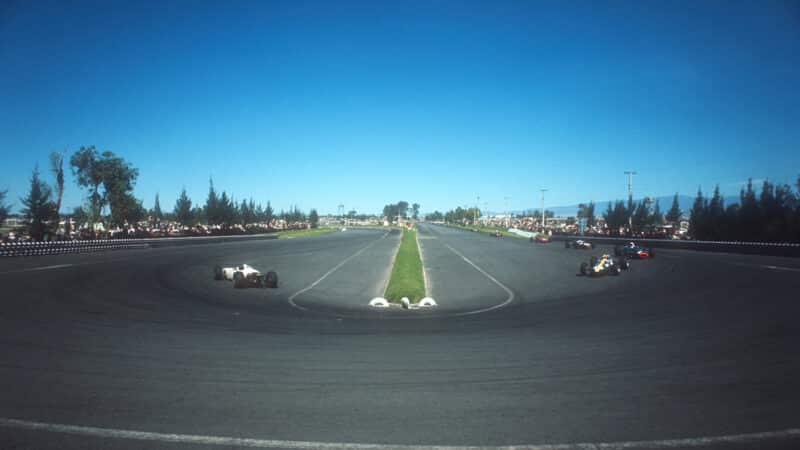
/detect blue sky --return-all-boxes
[1,0,799,216]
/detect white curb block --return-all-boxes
[369,297,437,310]
[369,298,390,308]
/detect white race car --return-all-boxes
[565,239,594,249]
[213,264,278,289]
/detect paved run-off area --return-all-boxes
[1,226,800,449]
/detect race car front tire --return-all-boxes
[265,271,278,288]
[579,262,588,276]
[213,265,223,280]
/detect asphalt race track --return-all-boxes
[1,225,800,449]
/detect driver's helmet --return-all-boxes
[628,242,635,248]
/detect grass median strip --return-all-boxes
[384,227,426,303]
[275,228,337,239]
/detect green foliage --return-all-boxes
[174,188,193,226]
[384,228,426,303]
[152,193,162,222]
[577,201,596,227]
[665,193,682,224]
[20,166,56,241]
[687,177,800,241]
[70,146,140,227]
[309,209,319,228]
[49,151,65,220]
[0,189,9,226]
[205,178,220,225]
[603,200,629,235]
[443,206,481,224]
[383,201,416,222]
[412,203,420,219]
[425,210,444,221]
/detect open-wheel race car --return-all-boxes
[530,234,550,243]
[491,231,503,237]
[579,254,629,277]
[614,242,654,259]
[564,239,594,249]
[214,264,278,289]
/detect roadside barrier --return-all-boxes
[0,234,278,257]
[548,234,800,257]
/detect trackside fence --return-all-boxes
[0,234,278,257]
[547,234,800,257]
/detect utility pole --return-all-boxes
[540,189,548,231]
[624,171,636,232]
[338,204,344,226]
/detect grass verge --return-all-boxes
[275,228,337,239]
[450,223,527,239]
[384,228,426,303]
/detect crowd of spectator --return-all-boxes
[1,217,311,243]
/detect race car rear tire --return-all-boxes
[590,256,598,267]
[579,262,588,276]
[618,256,629,270]
[589,243,594,249]
[611,265,621,276]
[264,271,278,288]
[213,265,223,280]
[233,272,247,289]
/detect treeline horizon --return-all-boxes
[0,146,321,240]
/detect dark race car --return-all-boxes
[564,239,594,250]
[530,234,550,243]
[614,242,654,259]
[579,254,629,277]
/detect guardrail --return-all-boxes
[0,233,278,257]
[547,234,800,257]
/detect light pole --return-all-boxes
[540,189,548,231]
[624,171,637,232]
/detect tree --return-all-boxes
[174,188,193,226]
[152,193,163,224]
[650,199,664,226]
[109,193,145,227]
[205,178,219,225]
[665,193,682,225]
[70,146,140,229]
[219,191,234,225]
[309,209,319,228]
[688,188,707,239]
[631,201,650,232]
[20,166,56,241]
[398,201,409,218]
[0,189,9,226]
[577,201,596,227]
[425,211,444,221]
[71,206,88,229]
[412,203,420,220]
[70,146,105,231]
[738,179,760,239]
[603,200,628,235]
[49,151,65,225]
[264,201,274,228]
